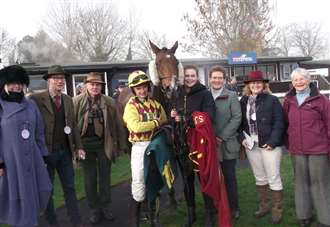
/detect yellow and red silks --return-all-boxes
[187,111,232,227]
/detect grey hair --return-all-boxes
[290,67,311,81]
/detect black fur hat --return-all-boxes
[0,65,30,88]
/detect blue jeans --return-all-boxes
[45,149,81,225]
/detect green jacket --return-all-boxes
[30,91,83,154]
[73,91,129,160]
[213,88,242,160]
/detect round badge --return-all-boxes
[21,129,30,139]
[64,126,72,135]
[251,113,257,121]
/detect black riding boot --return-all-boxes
[183,206,196,227]
[149,198,162,227]
[168,187,178,210]
[130,199,141,227]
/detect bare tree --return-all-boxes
[182,0,274,57]
[290,22,328,58]
[44,1,128,62]
[0,27,16,65]
[132,30,169,60]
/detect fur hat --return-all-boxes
[244,71,269,84]
[0,65,29,88]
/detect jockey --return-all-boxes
[123,70,167,227]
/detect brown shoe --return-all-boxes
[271,190,283,224]
[254,185,271,218]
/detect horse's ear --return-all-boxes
[169,41,178,54]
[149,40,161,54]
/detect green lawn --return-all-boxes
[1,155,318,227]
[142,155,306,227]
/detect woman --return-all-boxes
[123,70,167,227]
[239,70,285,224]
[170,65,216,227]
[209,66,242,219]
[0,65,52,227]
[283,68,330,227]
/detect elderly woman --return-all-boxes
[239,71,285,224]
[283,68,330,227]
[0,65,52,227]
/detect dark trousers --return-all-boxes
[45,149,81,225]
[221,159,239,210]
[82,150,111,211]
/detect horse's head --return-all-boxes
[149,40,183,89]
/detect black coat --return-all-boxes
[174,82,216,126]
[239,93,285,148]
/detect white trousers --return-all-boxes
[246,145,283,191]
[130,141,150,202]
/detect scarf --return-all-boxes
[247,96,258,135]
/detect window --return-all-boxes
[280,63,299,81]
[257,64,277,81]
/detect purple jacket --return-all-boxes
[283,84,330,155]
[0,97,52,226]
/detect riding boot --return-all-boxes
[271,190,283,224]
[149,198,162,227]
[183,206,196,227]
[168,187,178,210]
[204,209,216,227]
[130,199,141,227]
[203,193,215,227]
[255,185,271,218]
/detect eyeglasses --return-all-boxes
[131,74,149,84]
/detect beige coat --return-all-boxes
[73,92,128,160]
[30,91,83,154]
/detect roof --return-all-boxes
[22,56,313,75]
[299,59,330,69]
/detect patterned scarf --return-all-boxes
[87,95,104,137]
[248,96,258,135]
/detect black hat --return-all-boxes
[43,65,70,80]
[0,65,29,88]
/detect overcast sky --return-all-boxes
[0,0,329,57]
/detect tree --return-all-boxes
[0,27,16,65]
[16,30,73,64]
[290,22,328,59]
[182,0,274,57]
[45,1,128,62]
[132,30,169,60]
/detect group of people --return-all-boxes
[0,63,329,227]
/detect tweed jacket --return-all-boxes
[73,92,128,160]
[30,91,83,154]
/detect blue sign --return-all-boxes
[228,52,257,65]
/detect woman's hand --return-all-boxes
[170,109,178,118]
[262,144,274,150]
[0,168,5,176]
[171,109,181,122]
[242,139,249,148]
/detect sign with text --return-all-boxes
[228,51,257,65]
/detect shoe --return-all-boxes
[232,209,240,219]
[299,218,312,227]
[102,209,115,221]
[89,212,101,224]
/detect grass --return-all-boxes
[142,155,304,227]
[0,154,319,227]
[0,154,131,227]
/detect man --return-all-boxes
[30,65,85,227]
[73,72,127,224]
[209,66,242,221]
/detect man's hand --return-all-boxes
[0,168,5,177]
[76,149,86,160]
[242,139,249,149]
